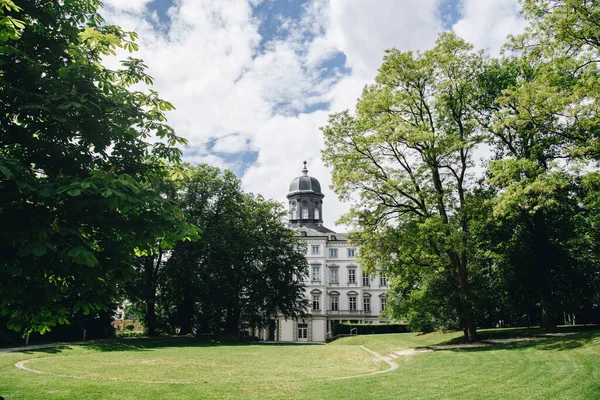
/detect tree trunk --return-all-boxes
[533,212,556,329]
[462,312,477,342]
[178,293,194,335]
[143,255,158,336]
[455,255,477,342]
[540,296,555,329]
[224,307,240,335]
[146,300,157,336]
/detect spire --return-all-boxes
[302,160,308,176]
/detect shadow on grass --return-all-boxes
[19,346,75,355]
[437,325,600,346]
[80,336,324,353]
[437,329,600,354]
[5,335,325,355]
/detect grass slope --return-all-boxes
[1,328,599,399]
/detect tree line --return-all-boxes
[322,0,600,341]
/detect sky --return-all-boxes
[100,0,526,231]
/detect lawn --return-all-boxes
[1,327,599,399]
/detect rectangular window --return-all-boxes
[312,295,320,311]
[348,269,356,284]
[363,297,371,312]
[330,268,338,284]
[330,296,339,311]
[312,266,320,281]
[347,248,355,257]
[380,275,387,286]
[362,273,370,286]
[329,248,338,258]
[311,245,320,255]
[298,323,308,339]
[349,296,357,311]
[381,297,387,311]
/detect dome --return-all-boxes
[287,161,323,197]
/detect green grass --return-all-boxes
[1,328,599,399]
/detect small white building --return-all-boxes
[275,162,389,342]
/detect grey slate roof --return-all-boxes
[288,175,322,196]
[292,224,347,240]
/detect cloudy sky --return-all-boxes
[101,0,526,230]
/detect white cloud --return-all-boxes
[326,0,443,75]
[453,0,525,55]
[212,134,252,154]
[183,153,229,171]
[102,0,152,12]
[99,0,528,231]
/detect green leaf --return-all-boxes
[31,243,48,257]
[19,242,48,257]
[67,247,81,257]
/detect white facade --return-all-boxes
[275,162,389,342]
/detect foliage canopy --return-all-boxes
[0,0,194,335]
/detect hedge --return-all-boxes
[115,331,144,338]
[333,322,409,336]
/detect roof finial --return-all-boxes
[302,160,308,176]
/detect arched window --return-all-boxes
[301,207,309,219]
[314,208,320,220]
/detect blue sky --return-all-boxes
[102,0,524,229]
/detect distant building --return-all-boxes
[275,162,389,342]
[112,302,144,332]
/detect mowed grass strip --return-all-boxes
[0,338,386,399]
[321,328,600,400]
[1,328,599,399]
[17,342,383,383]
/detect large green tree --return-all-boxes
[0,0,190,335]
[125,166,199,337]
[150,165,308,336]
[322,33,486,342]
[472,0,600,327]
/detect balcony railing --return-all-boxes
[326,310,366,316]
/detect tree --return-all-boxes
[163,165,245,335]
[237,193,310,333]
[155,165,308,335]
[473,0,600,326]
[0,0,190,335]
[321,33,486,342]
[125,167,199,336]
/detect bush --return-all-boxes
[116,331,144,338]
[333,323,409,336]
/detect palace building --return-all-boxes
[275,162,389,342]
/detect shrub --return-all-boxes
[333,323,409,336]
[116,331,144,338]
